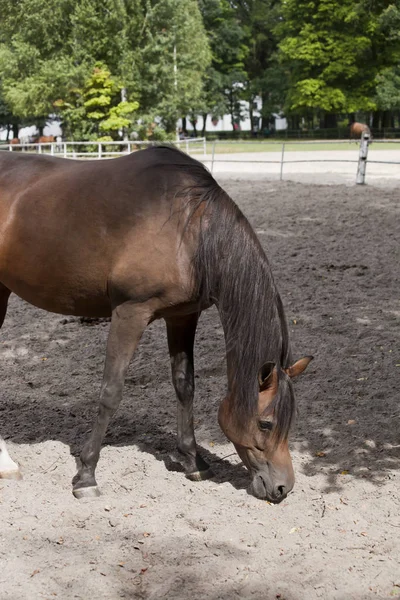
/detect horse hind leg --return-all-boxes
[0,285,22,480]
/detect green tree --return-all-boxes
[0,0,213,139]
[199,0,248,132]
[0,0,142,136]
[277,0,400,127]
[0,0,77,131]
[138,0,211,134]
[55,64,139,140]
[230,0,286,130]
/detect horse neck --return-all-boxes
[217,243,285,392]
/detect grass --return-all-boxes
[208,141,400,154]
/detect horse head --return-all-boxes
[218,356,313,503]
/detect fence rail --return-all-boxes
[2,136,400,184]
[206,137,400,184]
[0,137,207,158]
[212,126,400,140]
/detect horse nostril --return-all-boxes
[276,485,286,498]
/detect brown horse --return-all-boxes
[38,135,55,144]
[350,122,372,140]
[0,147,312,503]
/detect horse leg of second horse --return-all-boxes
[72,301,151,498]
[0,437,21,479]
[166,314,212,481]
[0,285,21,480]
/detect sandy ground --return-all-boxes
[0,179,399,600]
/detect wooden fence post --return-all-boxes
[356,133,370,184]
[280,143,285,181]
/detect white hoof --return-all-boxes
[0,440,21,480]
[73,486,101,499]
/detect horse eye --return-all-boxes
[259,420,273,432]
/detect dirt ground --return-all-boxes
[0,179,399,600]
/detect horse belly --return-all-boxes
[0,266,112,317]
[0,233,112,317]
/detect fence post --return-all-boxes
[63,143,67,158]
[38,144,42,154]
[9,145,12,152]
[185,139,189,155]
[356,133,370,184]
[280,143,285,181]
[128,142,131,153]
[203,137,206,156]
[211,140,216,174]
[98,142,102,159]
[50,143,54,156]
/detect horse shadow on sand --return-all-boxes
[1,294,399,497]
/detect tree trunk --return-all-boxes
[6,124,11,140]
[323,113,337,129]
[189,118,197,137]
[201,113,208,136]
[12,122,19,138]
[261,91,269,130]
[182,116,187,134]
[229,90,235,131]
[382,110,391,128]
[291,115,300,129]
[372,111,381,129]
[249,97,254,136]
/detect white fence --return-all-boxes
[2,135,400,184]
[2,137,207,158]
[206,136,400,184]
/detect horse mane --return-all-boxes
[141,145,295,439]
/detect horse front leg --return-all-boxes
[72,301,151,499]
[166,314,212,481]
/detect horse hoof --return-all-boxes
[0,469,22,480]
[73,485,100,499]
[186,468,214,482]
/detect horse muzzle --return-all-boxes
[248,469,294,503]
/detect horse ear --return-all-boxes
[285,356,313,378]
[258,362,277,391]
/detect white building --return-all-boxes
[181,97,287,134]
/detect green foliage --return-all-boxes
[199,0,248,129]
[2,0,400,138]
[376,67,400,111]
[55,64,139,139]
[278,0,400,117]
[138,0,211,133]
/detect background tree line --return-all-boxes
[1,0,400,141]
